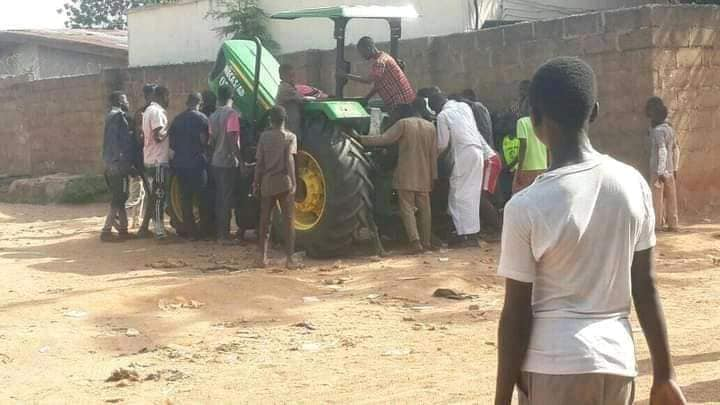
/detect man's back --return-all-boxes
[142,102,169,166]
[394,117,437,192]
[209,106,240,168]
[499,153,655,376]
[170,110,208,169]
[370,51,415,108]
[256,128,296,197]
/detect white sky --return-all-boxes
[0,0,67,30]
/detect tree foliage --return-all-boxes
[206,0,280,54]
[58,0,173,29]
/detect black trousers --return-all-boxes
[103,168,129,233]
[212,166,236,240]
[175,166,210,238]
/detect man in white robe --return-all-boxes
[430,92,495,245]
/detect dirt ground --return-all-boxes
[0,203,718,404]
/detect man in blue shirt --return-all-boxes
[169,93,211,239]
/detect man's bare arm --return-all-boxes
[341,72,373,84]
[495,279,533,405]
[631,248,686,405]
[153,126,168,143]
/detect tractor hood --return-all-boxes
[208,39,280,120]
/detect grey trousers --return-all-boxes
[518,372,634,405]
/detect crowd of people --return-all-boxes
[100,34,681,265]
[98,32,688,403]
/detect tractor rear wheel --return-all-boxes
[276,116,373,258]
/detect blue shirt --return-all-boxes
[169,109,209,169]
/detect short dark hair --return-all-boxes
[461,89,477,102]
[155,85,169,99]
[217,84,233,103]
[279,63,294,76]
[187,92,202,107]
[395,103,416,120]
[269,105,286,126]
[411,96,428,115]
[143,83,156,96]
[529,57,596,132]
[109,91,125,107]
[417,86,441,100]
[646,96,668,122]
[357,36,375,50]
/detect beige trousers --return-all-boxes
[652,174,679,230]
[398,190,431,247]
[518,372,634,405]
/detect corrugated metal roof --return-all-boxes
[0,29,127,57]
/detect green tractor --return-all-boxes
[169,6,438,257]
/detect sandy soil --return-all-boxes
[0,202,718,404]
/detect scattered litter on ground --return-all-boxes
[333,261,344,269]
[438,257,449,262]
[397,276,422,281]
[382,348,412,357]
[302,296,320,304]
[149,259,187,269]
[144,369,189,382]
[63,309,88,318]
[402,316,415,322]
[236,330,261,339]
[433,288,478,300]
[106,368,140,383]
[38,346,49,354]
[0,353,11,364]
[408,304,434,311]
[322,278,345,285]
[711,256,720,266]
[158,297,205,311]
[212,319,248,329]
[293,321,317,330]
[299,342,322,352]
[484,341,495,347]
[104,398,123,403]
[469,304,480,311]
[43,288,73,295]
[125,328,141,337]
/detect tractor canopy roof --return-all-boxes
[271,5,418,20]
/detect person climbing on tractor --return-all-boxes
[339,36,416,124]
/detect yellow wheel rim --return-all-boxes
[295,150,326,231]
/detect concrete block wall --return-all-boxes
[1,5,718,213]
[282,4,720,212]
[0,74,106,175]
[648,6,720,213]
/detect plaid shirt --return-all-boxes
[369,52,415,108]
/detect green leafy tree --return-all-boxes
[207,0,280,54]
[58,0,173,29]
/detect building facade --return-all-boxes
[0,29,128,80]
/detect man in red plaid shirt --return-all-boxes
[340,36,416,123]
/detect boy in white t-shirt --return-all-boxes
[494,58,686,405]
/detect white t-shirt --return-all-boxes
[142,102,170,166]
[498,152,656,377]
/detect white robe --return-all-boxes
[437,100,494,236]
